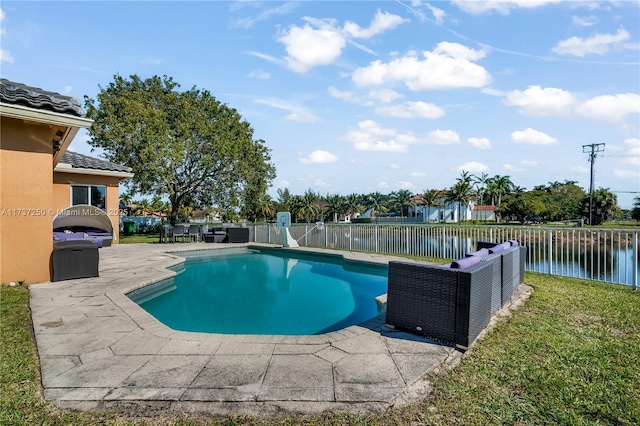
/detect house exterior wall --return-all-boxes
[411,202,472,223]
[53,172,122,242]
[0,117,54,284]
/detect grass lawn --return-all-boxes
[1,273,639,425]
[119,233,161,244]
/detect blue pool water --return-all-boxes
[128,248,388,335]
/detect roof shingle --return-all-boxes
[60,151,132,173]
[0,78,85,117]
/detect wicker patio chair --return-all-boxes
[386,256,499,350]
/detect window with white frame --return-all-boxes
[71,185,106,210]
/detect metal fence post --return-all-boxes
[349,225,352,250]
[548,229,553,275]
[633,231,638,290]
[405,227,410,254]
[375,225,379,253]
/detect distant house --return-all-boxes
[192,207,222,223]
[409,191,476,223]
[472,204,496,221]
[0,78,132,284]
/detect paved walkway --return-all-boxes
[30,243,515,417]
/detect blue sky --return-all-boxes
[1,1,639,208]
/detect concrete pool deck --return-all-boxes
[30,242,529,417]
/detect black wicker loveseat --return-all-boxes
[386,240,526,351]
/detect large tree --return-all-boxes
[446,181,474,223]
[419,189,442,224]
[632,196,640,223]
[84,74,275,225]
[581,188,619,225]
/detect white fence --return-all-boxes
[250,223,639,289]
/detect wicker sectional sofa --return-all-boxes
[386,240,526,351]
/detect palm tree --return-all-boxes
[344,193,364,220]
[133,198,151,217]
[324,193,345,223]
[297,190,321,223]
[365,192,388,222]
[390,189,416,222]
[255,194,276,222]
[457,170,474,185]
[419,189,442,224]
[473,172,489,221]
[446,181,474,224]
[631,196,640,223]
[487,175,514,223]
[119,191,133,207]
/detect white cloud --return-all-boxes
[504,85,576,116]
[552,28,631,57]
[614,169,639,179]
[375,101,445,119]
[396,181,416,190]
[140,58,162,64]
[63,86,72,94]
[468,137,491,150]
[249,70,270,79]
[343,10,408,39]
[279,20,346,73]
[285,112,321,123]
[452,0,563,15]
[410,171,427,177]
[624,138,640,166]
[570,165,589,173]
[425,129,461,145]
[505,160,539,171]
[278,11,406,74]
[456,161,488,172]
[482,88,506,96]
[299,149,338,164]
[328,86,373,106]
[278,179,291,187]
[0,49,14,63]
[511,128,558,145]
[426,4,447,25]
[572,15,599,27]
[350,159,362,166]
[339,120,407,152]
[230,3,297,29]
[255,97,320,122]
[368,88,402,103]
[314,178,329,187]
[575,93,640,123]
[352,42,491,91]
[246,50,282,65]
[504,163,523,172]
[388,163,401,169]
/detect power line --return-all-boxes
[582,143,605,225]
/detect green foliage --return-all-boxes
[630,196,640,222]
[582,188,619,225]
[446,181,474,223]
[84,74,275,225]
[422,274,640,425]
[500,181,587,223]
[389,189,415,220]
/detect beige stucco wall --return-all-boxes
[53,172,122,242]
[0,116,55,284]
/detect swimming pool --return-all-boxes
[127,248,388,335]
